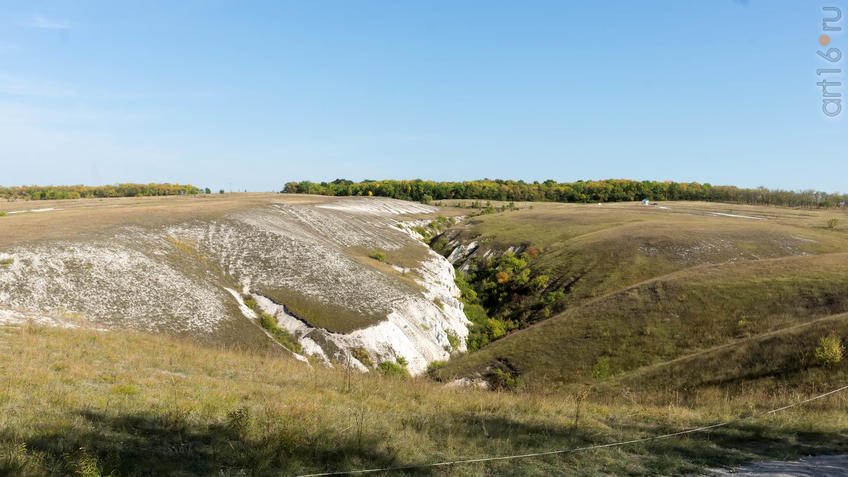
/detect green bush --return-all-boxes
[0,258,13,267]
[827,218,840,230]
[454,274,478,303]
[815,334,844,366]
[0,211,6,217]
[488,368,522,391]
[592,357,612,380]
[446,331,459,350]
[426,360,447,375]
[378,358,409,378]
[258,313,302,353]
[431,236,450,255]
[370,251,387,262]
[351,348,373,368]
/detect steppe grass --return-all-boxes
[437,200,848,389]
[436,253,848,386]
[448,202,848,313]
[258,285,386,334]
[1,324,847,476]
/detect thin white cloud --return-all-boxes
[25,15,70,30]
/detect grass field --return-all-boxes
[2,324,847,476]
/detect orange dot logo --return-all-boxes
[819,34,831,46]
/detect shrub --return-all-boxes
[462,303,487,324]
[378,358,409,378]
[433,297,444,310]
[0,211,6,217]
[530,274,549,291]
[431,236,450,255]
[488,368,522,391]
[815,334,844,366]
[426,360,447,375]
[351,348,373,368]
[412,226,432,243]
[446,331,459,350]
[541,290,565,306]
[219,189,225,194]
[454,274,478,303]
[0,258,13,267]
[592,357,612,380]
[258,312,302,353]
[827,218,840,230]
[370,251,387,262]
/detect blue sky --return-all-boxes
[1,1,845,192]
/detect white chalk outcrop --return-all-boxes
[0,197,468,375]
[250,247,469,375]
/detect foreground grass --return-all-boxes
[2,325,848,476]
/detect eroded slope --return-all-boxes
[0,194,468,374]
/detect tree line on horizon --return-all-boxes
[0,183,201,201]
[282,179,848,208]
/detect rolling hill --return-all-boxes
[0,193,468,374]
[430,201,848,391]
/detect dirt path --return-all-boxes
[708,454,848,476]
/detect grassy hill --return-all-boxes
[430,201,848,391]
[434,254,848,386]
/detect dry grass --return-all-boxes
[2,323,847,476]
[436,200,848,392]
[0,193,331,248]
[436,253,848,386]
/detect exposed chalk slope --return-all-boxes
[0,195,468,374]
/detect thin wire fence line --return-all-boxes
[296,383,848,477]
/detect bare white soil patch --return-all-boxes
[707,212,766,220]
[0,308,79,328]
[6,207,58,215]
[316,197,438,216]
